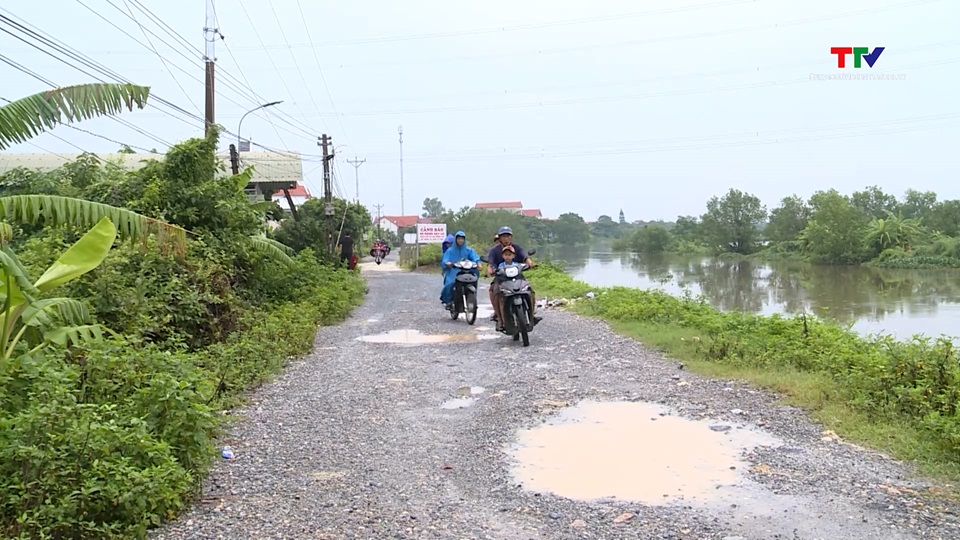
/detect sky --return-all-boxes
[1,0,957,222]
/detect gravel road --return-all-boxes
[151,256,960,540]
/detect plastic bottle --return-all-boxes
[221,446,235,460]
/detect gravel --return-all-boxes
[150,259,960,540]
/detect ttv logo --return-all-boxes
[831,47,884,68]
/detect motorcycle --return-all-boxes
[370,246,387,265]
[486,248,537,346]
[448,259,480,324]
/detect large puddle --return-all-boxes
[508,400,781,506]
[356,329,499,345]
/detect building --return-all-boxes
[474,201,523,213]
[272,182,312,210]
[374,215,431,234]
[0,151,303,202]
[521,208,543,218]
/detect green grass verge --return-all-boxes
[527,262,960,486]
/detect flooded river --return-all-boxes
[542,245,960,340]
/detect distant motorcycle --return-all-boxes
[448,259,480,324]
[370,244,388,265]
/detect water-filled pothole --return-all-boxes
[356,329,499,345]
[440,397,477,409]
[508,400,780,506]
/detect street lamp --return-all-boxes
[237,100,283,150]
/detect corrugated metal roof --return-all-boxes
[0,151,303,185]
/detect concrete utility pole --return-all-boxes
[319,134,335,256]
[203,0,217,134]
[373,203,384,239]
[398,125,404,215]
[346,156,365,202]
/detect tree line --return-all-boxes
[408,198,593,247]
[612,186,960,268]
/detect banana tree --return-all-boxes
[0,217,121,361]
[0,83,150,150]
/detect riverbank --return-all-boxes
[527,262,960,482]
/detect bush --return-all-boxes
[0,132,368,538]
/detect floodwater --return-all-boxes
[508,400,780,506]
[543,244,960,339]
[356,329,499,345]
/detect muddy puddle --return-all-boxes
[508,400,781,507]
[356,329,499,345]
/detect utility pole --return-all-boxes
[398,125,404,216]
[373,203,384,239]
[346,156,365,202]
[203,0,217,134]
[319,134,335,256]
[228,144,239,175]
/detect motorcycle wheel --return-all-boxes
[449,291,459,320]
[464,292,477,325]
[518,303,530,347]
[375,256,382,264]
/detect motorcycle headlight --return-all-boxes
[505,266,519,278]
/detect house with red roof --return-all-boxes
[473,201,542,218]
[375,215,431,234]
[474,201,523,213]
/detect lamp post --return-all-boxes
[237,100,283,149]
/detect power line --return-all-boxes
[119,0,202,116]
[266,57,960,118]
[394,116,960,163]
[295,0,351,149]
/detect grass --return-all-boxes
[527,264,960,488]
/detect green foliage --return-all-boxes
[537,265,960,469]
[0,131,367,538]
[765,195,811,243]
[591,215,621,239]
[272,198,371,263]
[428,202,594,247]
[609,185,960,271]
[0,83,150,150]
[617,224,673,253]
[800,189,871,264]
[700,188,767,254]
[399,244,442,270]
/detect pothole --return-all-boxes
[356,329,499,345]
[508,400,781,506]
[441,397,477,409]
[457,385,485,396]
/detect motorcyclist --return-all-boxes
[440,230,481,310]
[441,233,455,254]
[370,238,388,258]
[487,226,540,331]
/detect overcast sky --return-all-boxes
[1,0,957,221]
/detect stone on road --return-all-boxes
[151,264,960,539]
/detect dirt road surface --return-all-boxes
[152,254,960,539]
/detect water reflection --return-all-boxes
[540,245,960,339]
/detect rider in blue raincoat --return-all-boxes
[441,233,455,254]
[440,230,481,308]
